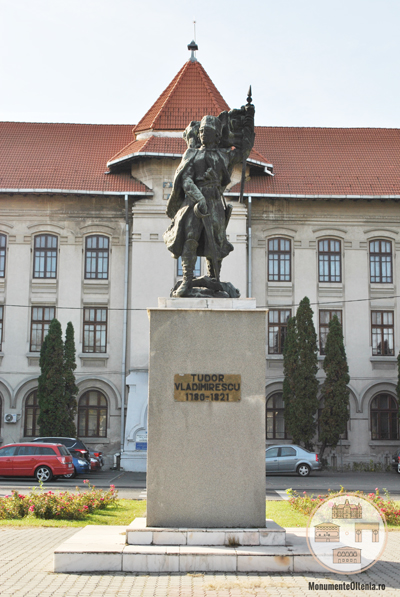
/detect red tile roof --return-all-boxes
[107,135,270,169]
[108,136,187,166]
[134,60,230,134]
[1,123,400,198]
[0,122,151,195]
[227,127,400,197]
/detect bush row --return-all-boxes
[287,486,400,525]
[0,481,117,520]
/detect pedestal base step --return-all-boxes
[126,518,285,546]
[53,525,325,573]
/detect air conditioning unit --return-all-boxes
[4,413,17,423]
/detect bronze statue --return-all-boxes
[163,93,255,298]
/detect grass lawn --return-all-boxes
[0,499,146,528]
[0,499,399,529]
[265,501,309,527]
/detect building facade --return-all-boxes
[1,47,400,468]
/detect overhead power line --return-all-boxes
[0,293,398,312]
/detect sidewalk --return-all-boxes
[0,527,399,596]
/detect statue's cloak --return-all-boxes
[166,149,198,219]
[164,147,233,258]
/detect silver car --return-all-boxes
[265,444,321,476]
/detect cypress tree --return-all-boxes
[319,315,350,461]
[63,321,78,437]
[283,297,319,449]
[37,318,70,436]
[396,350,400,425]
[283,315,297,436]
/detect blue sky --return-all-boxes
[0,0,399,127]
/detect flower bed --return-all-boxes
[287,486,400,525]
[0,481,117,520]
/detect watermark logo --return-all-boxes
[306,493,387,574]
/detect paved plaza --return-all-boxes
[0,527,399,596]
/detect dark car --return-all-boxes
[63,449,90,479]
[89,456,102,471]
[0,443,73,482]
[266,444,321,476]
[90,450,104,468]
[32,437,90,463]
[391,449,400,473]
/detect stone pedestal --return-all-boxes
[146,299,266,528]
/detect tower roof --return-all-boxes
[133,60,230,135]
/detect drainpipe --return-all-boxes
[120,194,130,455]
[247,196,252,298]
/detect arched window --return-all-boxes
[318,239,341,283]
[266,392,290,439]
[24,391,40,437]
[78,391,107,437]
[0,234,7,278]
[85,235,109,280]
[33,234,58,278]
[370,240,392,283]
[371,393,398,440]
[268,238,291,282]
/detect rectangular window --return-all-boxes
[268,309,291,354]
[370,240,392,283]
[85,236,109,280]
[177,256,201,277]
[83,308,107,353]
[268,238,291,281]
[372,311,394,355]
[33,235,57,278]
[163,181,173,201]
[319,310,342,355]
[30,306,55,352]
[0,234,6,278]
[318,239,341,282]
[0,306,3,351]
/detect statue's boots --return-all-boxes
[206,258,222,280]
[175,240,198,297]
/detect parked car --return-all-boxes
[391,449,400,473]
[32,437,90,463]
[63,449,90,479]
[265,445,321,476]
[89,455,102,471]
[90,450,104,468]
[0,443,73,482]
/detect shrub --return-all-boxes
[0,481,117,521]
[287,486,400,525]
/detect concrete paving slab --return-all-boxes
[1,527,399,596]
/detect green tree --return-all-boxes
[318,315,350,462]
[283,315,297,436]
[37,318,71,436]
[63,321,78,437]
[283,297,319,449]
[396,350,400,425]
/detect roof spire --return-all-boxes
[187,38,198,62]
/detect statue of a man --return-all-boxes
[163,102,255,297]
